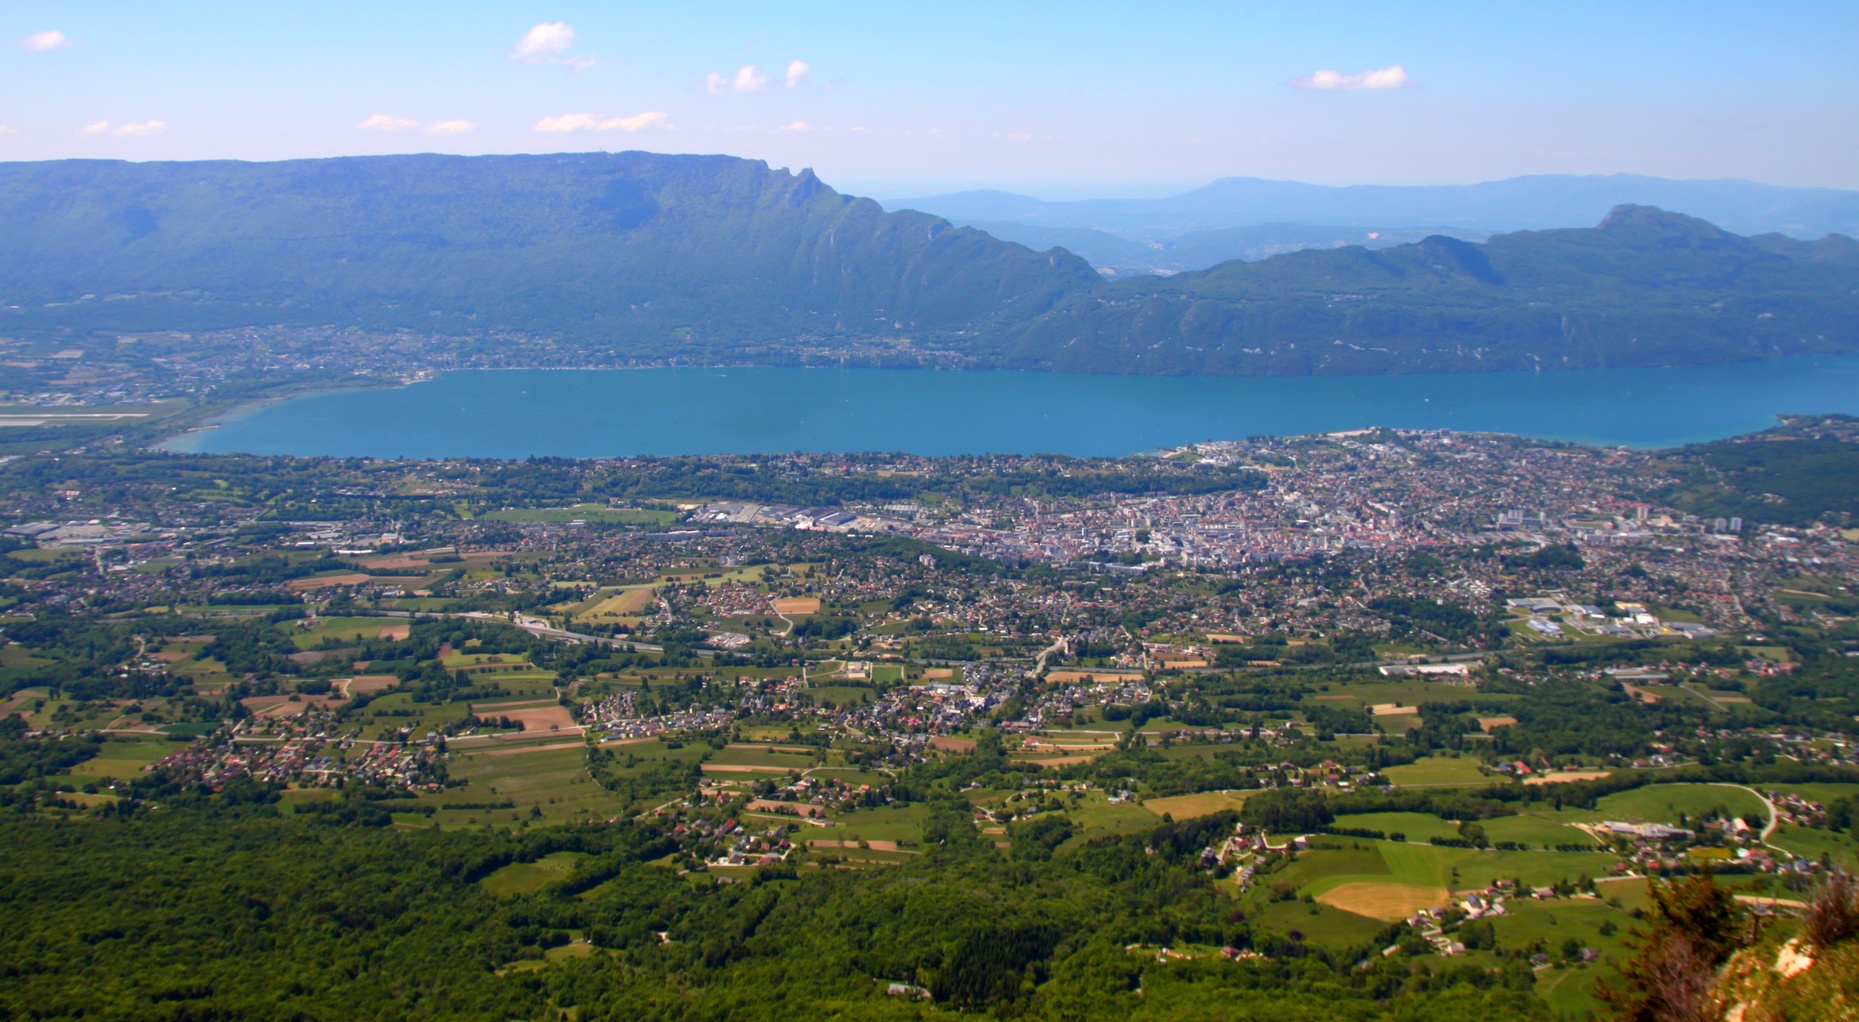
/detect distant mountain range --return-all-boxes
[888,174,1859,274]
[1,153,1855,378]
[958,220,1493,276]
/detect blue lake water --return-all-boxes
[169,357,1859,458]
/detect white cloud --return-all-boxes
[0,125,16,135]
[509,22,594,68]
[775,121,810,133]
[22,30,68,51]
[358,113,419,131]
[510,22,573,60]
[113,120,166,136]
[534,113,600,132]
[734,65,771,92]
[81,120,111,135]
[599,111,668,132]
[426,120,476,134]
[1289,64,1413,90]
[785,60,810,88]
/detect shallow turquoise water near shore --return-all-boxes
[170,357,1859,457]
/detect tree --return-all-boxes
[1597,871,1744,1022]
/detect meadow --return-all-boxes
[1380,755,1492,787]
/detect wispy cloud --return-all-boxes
[785,60,810,88]
[775,121,810,133]
[86,120,166,137]
[600,111,668,132]
[426,120,476,135]
[510,22,594,69]
[706,65,775,94]
[22,30,68,51]
[534,111,669,132]
[1289,64,1413,90]
[0,125,16,135]
[535,113,600,132]
[358,113,419,131]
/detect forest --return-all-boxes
[0,776,1552,1021]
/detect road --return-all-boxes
[375,608,709,658]
[1706,782,1782,846]
[1032,637,1066,676]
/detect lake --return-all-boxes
[168,357,1859,458]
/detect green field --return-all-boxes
[1062,793,1165,846]
[434,746,628,826]
[1763,782,1859,804]
[1452,849,1622,890]
[823,803,932,845]
[706,745,817,770]
[804,686,874,708]
[1249,898,1386,947]
[1481,808,1607,849]
[1492,898,1642,1017]
[1593,783,1768,825]
[480,851,590,897]
[1381,756,1491,787]
[288,616,399,650]
[63,739,176,780]
[1769,823,1859,870]
[1333,811,1461,842]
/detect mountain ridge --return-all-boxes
[0,152,1855,378]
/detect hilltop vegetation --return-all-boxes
[1,153,1856,377]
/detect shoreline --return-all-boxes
[155,373,427,453]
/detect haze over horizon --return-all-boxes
[3,1,1856,195]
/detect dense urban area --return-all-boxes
[3,411,1858,1020]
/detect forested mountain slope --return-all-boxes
[0,153,1855,377]
[1009,205,1859,374]
[0,152,1096,360]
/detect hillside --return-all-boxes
[1,153,1856,377]
[1005,206,1859,375]
[0,152,1097,361]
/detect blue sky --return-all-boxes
[2,1,1855,196]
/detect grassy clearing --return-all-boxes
[1332,811,1461,842]
[1274,843,1392,894]
[64,739,176,779]
[706,746,817,770]
[1763,782,1859,804]
[287,616,400,650]
[1249,899,1387,945]
[1381,756,1491,787]
[827,803,931,845]
[1452,849,1622,890]
[480,852,590,897]
[437,746,627,826]
[1063,794,1163,845]
[1490,898,1643,1017]
[1593,784,1768,825]
[1481,808,1606,848]
[1143,791,1249,820]
[1769,823,1859,870]
[804,686,874,709]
